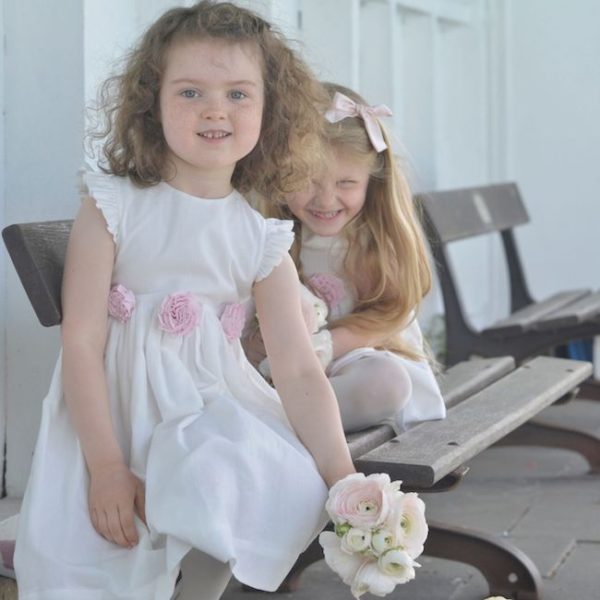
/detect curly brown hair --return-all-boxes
[91,1,327,199]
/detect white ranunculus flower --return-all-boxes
[319,531,366,585]
[390,492,428,559]
[378,548,419,584]
[351,559,397,598]
[371,528,395,556]
[342,527,372,554]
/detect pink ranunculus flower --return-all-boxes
[220,302,246,342]
[107,284,136,323]
[326,473,395,530]
[308,273,345,310]
[158,292,202,336]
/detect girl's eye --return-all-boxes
[338,180,358,187]
[181,89,199,99]
[230,90,247,100]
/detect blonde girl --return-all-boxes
[14,4,355,599]
[247,82,445,433]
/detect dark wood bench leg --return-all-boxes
[496,421,600,472]
[578,378,600,401]
[425,520,543,600]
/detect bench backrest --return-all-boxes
[2,220,72,327]
[416,182,535,363]
[418,182,529,243]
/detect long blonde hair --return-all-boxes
[263,83,431,360]
[90,1,327,200]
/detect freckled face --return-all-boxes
[286,149,371,236]
[159,38,264,189]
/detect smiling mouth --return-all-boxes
[197,131,231,139]
[309,210,343,220]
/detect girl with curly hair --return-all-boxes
[14,3,355,599]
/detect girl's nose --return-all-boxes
[313,180,337,207]
[201,97,226,120]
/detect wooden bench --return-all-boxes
[417,182,600,472]
[417,182,600,393]
[2,220,594,600]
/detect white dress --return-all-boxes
[14,173,329,600]
[300,229,446,432]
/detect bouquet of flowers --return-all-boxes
[319,473,428,598]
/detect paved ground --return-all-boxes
[1,399,598,599]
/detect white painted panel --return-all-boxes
[4,0,84,496]
[360,1,393,107]
[508,0,600,297]
[436,20,487,188]
[398,9,435,191]
[299,0,360,86]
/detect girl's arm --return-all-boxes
[253,255,355,487]
[61,197,145,548]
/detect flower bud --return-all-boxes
[341,527,372,554]
[371,529,395,555]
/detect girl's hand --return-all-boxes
[88,462,147,548]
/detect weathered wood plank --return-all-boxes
[346,357,516,458]
[2,221,72,326]
[535,290,600,330]
[482,290,590,337]
[418,183,529,243]
[354,357,592,487]
[438,356,515,408]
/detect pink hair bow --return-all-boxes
[324,91,393,153]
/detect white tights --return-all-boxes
[175,549,232,600]
[330,352,412,433]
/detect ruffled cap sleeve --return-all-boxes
[77,169,121,244]
[255,218,294,282]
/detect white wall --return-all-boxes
[3,0,85,496]
[507,0,600,297]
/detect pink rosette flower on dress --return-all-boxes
[308,273,345,311]
[220,303,246,342]
[158,292,202,336]
[107,284,136,323]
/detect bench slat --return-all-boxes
[354,356,592,487]
[535,290,600,330]
[438,356,515,408]
[346,356,516,458]
[481,290,590,337]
